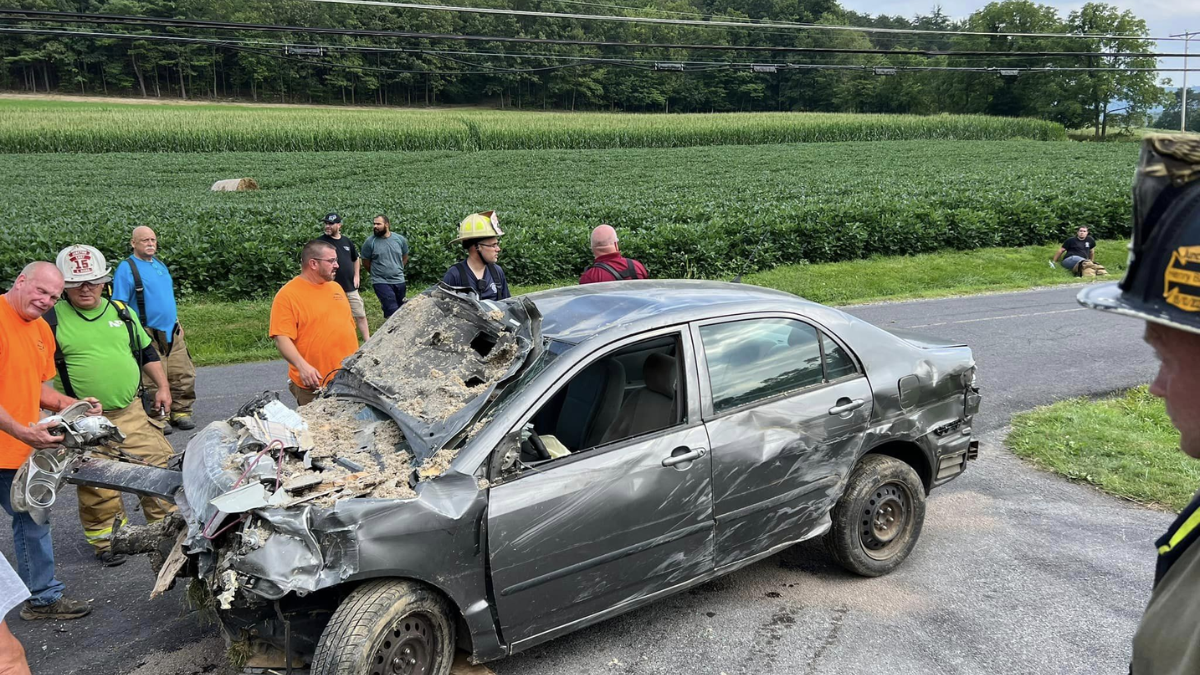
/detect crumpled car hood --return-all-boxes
[331,285,542,464]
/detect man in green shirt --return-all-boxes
[361,214,410,319]
[51,245,175,566]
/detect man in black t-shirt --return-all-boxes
[1052,226,1107,278]
[319,213,370,339]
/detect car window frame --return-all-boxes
[495,325,702,479]
[690,313,865,420]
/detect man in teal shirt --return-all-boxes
[361,214,410,319]
[52,245,175,566]
[111,226,197,432]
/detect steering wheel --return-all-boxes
[528,430,551,461]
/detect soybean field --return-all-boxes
[4,139,1135,298]
[0,99,1067,153]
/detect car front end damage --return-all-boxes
[27,287,542,670]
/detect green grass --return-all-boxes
[744,240,1129,306]
[181,239,1125,366]
[0,99,1067,152]
[1008,387,1192,510]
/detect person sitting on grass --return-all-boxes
[1051,226,1108,278]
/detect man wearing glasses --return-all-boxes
[269,240,359,407]
[361,214,410,319]
[443,211,511,301]
[48,245,175,567]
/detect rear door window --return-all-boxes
[699,318,824,414]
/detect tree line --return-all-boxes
[0,0,1168,132]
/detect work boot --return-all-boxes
[161,422,174,436]
[94,549,127,567]
[20,596,91,621]
[170,413,195,431]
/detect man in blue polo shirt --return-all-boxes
[111,226,197,432]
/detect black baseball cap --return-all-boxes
[321,213,342,224]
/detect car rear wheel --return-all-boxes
[825,454,925,577]
[311,579,455,675]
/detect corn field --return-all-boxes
[0,100,1067,153]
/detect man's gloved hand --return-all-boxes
[1049,260,1057,269]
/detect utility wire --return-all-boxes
[295,0,1183,41]
[2,26,1194,74]
[0,10,1181,58]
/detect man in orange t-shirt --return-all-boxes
[0,262,99,621]
[269,240,359,406]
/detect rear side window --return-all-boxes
[822,334,858,380]
[700,319,823,413]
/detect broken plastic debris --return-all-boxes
[208,483,288,514]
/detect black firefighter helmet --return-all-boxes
[1079,134,1200,335]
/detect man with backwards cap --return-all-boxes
[1078,134,1200,673]
[443,211,511,301]
[579,224,649,285]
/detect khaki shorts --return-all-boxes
[346,289,367,319]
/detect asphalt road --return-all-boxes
[4,284,1167,675]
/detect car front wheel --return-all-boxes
[825,454,926,577]
[311,579,456,675]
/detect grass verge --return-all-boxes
[179,239,1126,367]
[1007,387,1192,511]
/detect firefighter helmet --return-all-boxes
[1079,135,1200,336]
[55,244,112,288]
[453,210,503,243]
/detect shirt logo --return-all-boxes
[109,320,124,328]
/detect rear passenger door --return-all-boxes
[694,316,872,568]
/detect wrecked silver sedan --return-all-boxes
[33,281,980,673]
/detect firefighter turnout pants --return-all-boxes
[77,403,176,552]
[142,321,197,417]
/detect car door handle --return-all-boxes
[662,447,707,467]
[828,398,865,415]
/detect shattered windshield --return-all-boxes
[331,287,542,463]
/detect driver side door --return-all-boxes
[486,328,714,650]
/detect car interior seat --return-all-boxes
[600,352,677,444]
[554,358,626,451]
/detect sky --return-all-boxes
[838,0,1200,86]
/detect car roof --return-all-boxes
[525,280,835,342]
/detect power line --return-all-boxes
[296,0,1183,41]
[0,10,1181,59]
[2,26,1195,75]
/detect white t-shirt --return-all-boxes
[0,554,30,619]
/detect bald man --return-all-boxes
[579,224,649,285]
[0,262,96,621]
[112,227,197,432]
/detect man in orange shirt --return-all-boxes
[0,262,98,621]
[270,240,359,406]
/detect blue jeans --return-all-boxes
[1062,256,1086,274]
[0,469,64,606]
[373,282,407,319]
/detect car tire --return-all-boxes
[311,579,456,675]
[825,454,925,578]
